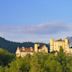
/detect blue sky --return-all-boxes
[0,0,72,43]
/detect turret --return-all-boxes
[50,38,54,52]
[16,47,21,57]
[64,38,69,48]
[34,43,39,52]
[65,38,68,44]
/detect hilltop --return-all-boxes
[0,37,49,53]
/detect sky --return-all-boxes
[0,0,72,43]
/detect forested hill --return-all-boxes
[0,37,49,53]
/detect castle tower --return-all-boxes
[34,43,39,52]
[64,38,69,48]
[50,38,54,52]
[64,38,69,52]
[16,47,21,57]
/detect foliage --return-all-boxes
[0,37,49,53]
[0,48,15,66]
[0,48,72,72]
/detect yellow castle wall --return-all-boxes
[50,38,72,54]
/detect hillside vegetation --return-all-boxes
[0,37,49,53]
[0,48,72,72]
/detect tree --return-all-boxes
[19,54,31,72]
[30,53,41,72]
[0,48,15,66]
[8,54,31,72]
[0,66,4,72]
[57,47,71,72]
[44,53,62,72]
[8,59,21,72]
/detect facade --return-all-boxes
[16,44,48,57]
[16,47,34,57]
[50,38,72,54]
[16,38,72,58]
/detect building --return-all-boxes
[50,38,72,54]
[16,47,34,57]
[16,38,72,57]
[16,44,48,57]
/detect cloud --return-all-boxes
[0,22,72,42]
[0,22,71,35]
[0,32,4,37]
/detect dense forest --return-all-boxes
[0,37,49,53]
[0,48,72,72]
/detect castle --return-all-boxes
[16,38,72,57]
[50,38,72,54]
[16,44,48,57]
